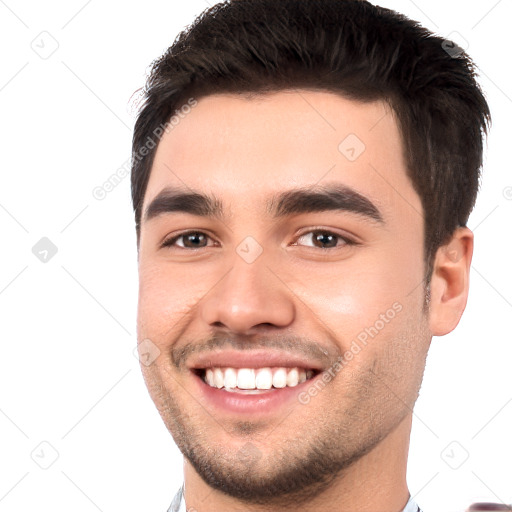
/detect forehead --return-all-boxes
[143,89,420,221]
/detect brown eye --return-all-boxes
[162,231,212,249]
[295,230,354,249]
[312,231,339,248]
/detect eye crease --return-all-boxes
[161,231,214,249]
[160,229,358,250]
[293,230,357,249]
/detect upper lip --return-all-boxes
[188,349,327,372]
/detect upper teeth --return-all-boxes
[204,367,314,390]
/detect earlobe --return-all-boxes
[428,227,474,336]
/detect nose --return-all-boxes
[199,253,296,335]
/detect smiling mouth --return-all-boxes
[194,366,319,393]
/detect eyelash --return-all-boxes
[160,229,358,251]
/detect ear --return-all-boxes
[428,226,474,336]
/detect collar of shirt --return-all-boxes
[167,485,423,512]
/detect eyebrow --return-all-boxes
[143,184,384,225]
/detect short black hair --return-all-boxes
[131,0,491,282]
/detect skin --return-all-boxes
[136,90,473,512]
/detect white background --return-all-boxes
[0,1,510,511]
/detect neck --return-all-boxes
[183,414,413,512]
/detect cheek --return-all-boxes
[137,262,200,343]
[298,279,423,388]
[283,250,423,347]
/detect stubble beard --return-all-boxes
[143,362,412,509]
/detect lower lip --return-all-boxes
[192,371,319,415]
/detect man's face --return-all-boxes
[136,90,432,502]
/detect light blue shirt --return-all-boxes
[167,485,423,511]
